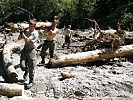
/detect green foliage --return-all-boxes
[0,0,132,30]
[38,31,44,42]
[93,0,133,30]
[59,0,96,29]
[121,13,133,30]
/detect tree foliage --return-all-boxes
[0,0,132,30]
[93,0,133,30]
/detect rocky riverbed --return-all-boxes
[0,29,133,100]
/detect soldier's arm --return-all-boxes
[21,34,30,43]
[52,28,58,34]
[18,34,22,40]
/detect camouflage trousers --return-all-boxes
[65,35,70,44]
[41,40,55,58]
[20,47,37,79]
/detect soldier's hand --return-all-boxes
[20,30,24,35]
[20,29,25,35]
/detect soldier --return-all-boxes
[62,25,72,49]
[18,19,38,89]
[40,21,58,65]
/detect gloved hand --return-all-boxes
[20,30,24,35]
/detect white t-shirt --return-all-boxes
[24,29,38,49]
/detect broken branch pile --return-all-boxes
[82,31,125,51]
[82,20,126,51]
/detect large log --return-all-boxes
[5,65,18,82]
[0,83,24,97]
[50,44,133,67]
[4,21,52,32]
[18,21,52,29]
[3,41,24,82]
[36,21,52,28]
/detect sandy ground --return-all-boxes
[0,29,133,100]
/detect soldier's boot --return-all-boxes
[38,57,45,66]
[26,78,34,89]
[67,44,70,49]
[41,60,45,64]
[62,43,65,48]
[41,57,45,64]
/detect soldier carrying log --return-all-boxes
[39,21,58,65]
[18,19,38,89]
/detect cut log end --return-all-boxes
[61,72,76,79]
[0,83,24,97]
[5,65,18,82]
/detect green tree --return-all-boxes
[93,0,133,30]
[59,0,96,29]
[0,0,132,30]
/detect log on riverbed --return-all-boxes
[3,41,24,82]
[50,44,133,67]
[5,65,18,82]
[0,83,24,97]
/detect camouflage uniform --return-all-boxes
[20,29,38,79]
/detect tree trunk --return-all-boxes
[51,44,133,67]
[0,83,24,97]
[4,22,52,32]
[5,65,18,82]
[3,42,24,82]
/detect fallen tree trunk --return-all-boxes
[50,44,133,67]
[0,83,24,97]
[3,41,24,82]
[4,21,52,32]
[18,21,52,29]
[5,65,18,82]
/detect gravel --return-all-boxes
[0,29,133,100]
